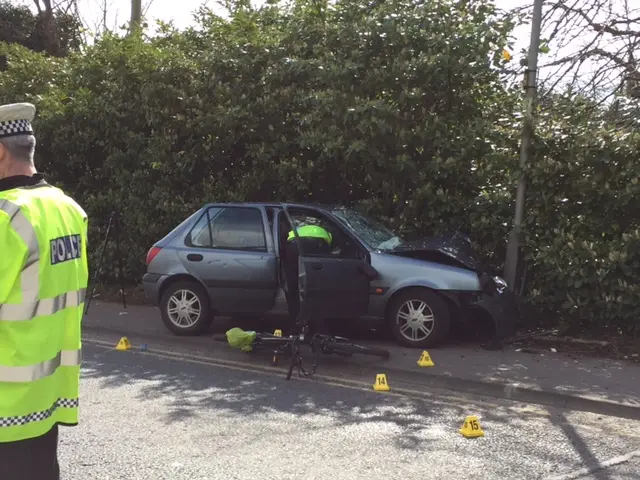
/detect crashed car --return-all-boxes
[142,202,518,348]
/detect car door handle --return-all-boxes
[187,254,203,262]
[311,263,323,271]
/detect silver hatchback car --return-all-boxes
[143,203,518,348]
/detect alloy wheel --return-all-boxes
[396,299,435,342]
[167,289,202,328]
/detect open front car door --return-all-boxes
[282,204,374,320]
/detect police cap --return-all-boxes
[0,103,36,139]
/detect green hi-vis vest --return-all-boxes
[0,183,88,443]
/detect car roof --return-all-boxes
[201,202,352,213]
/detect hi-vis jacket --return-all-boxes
[0,175,88,443]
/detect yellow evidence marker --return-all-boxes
[373,373,390,392]
[272,329,282,364]
[417,350,434,367]
[115,337,132,351]
[459,415,485,438]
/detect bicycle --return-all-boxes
[213,301,391,380]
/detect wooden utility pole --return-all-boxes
[503,0,544,291]
[130,0,142,30]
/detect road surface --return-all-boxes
[57,339,640,480]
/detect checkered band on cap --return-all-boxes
[0,119,33,139]
[0,398,78,428]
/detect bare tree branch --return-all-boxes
[509,0,640,98]
[553,0,640,36]
[143,0,156,17]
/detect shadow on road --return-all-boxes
[82,350,447,453]
[553,412,613,480]
[80,344,603,474]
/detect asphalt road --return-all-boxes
[58,341,640,480]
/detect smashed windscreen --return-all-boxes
[331,208,405,251]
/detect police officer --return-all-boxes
[0,103,89,480]
[282,223,332,334]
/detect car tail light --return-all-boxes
[146,246,162,265]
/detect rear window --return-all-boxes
[186,207,267,252]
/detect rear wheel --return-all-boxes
[387,288,450,348]
[160,281,213,336]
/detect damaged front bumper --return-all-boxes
[456,274,521,347]
[471,289,520,343]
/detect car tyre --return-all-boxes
[387,288,451,348]
[160,280,213,336]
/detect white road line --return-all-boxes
[543,449,640,480]
[81,336,549,416]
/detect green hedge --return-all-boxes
[1,0,638,333]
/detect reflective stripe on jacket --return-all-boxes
[0,182,88,443]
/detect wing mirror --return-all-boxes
[358,262,380,281]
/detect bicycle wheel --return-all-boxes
[326,340,390,359]
[286,349,299,380]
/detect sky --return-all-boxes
[78,0,216,32]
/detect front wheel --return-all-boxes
[387,288,451,348]
[160,281,213,336]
